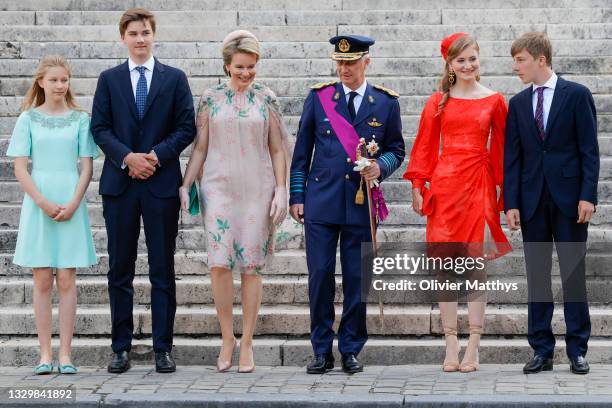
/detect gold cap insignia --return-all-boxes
[338,39,350,52]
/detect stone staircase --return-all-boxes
[0,0,611,367]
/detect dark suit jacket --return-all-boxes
[504,76,599,221]
[91,58,196,198]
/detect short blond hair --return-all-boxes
[511,32,552,67]
[222,30,260,76]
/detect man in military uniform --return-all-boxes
[289,35,405,374]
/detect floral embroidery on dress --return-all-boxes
[29,109,80,129]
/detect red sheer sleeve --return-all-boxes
[490,93,508,211]
[403,92,442,190]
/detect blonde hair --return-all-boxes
[437,35,480,116]
[221,30,260,76]
[119,8,156,37]
[21,55,82,112]
[511,32,552,67]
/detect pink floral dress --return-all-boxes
[197,82,291,274]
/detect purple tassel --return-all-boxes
[371,186,389,222]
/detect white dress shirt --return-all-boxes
[532,71,557,129]
[342,80,368,115]
[122,56,158,169]
[128,55,154,98]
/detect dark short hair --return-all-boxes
[511,32,552,67]
[119,8,156,37]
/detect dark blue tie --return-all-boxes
[135,66,148,119]
[348,91,358,122]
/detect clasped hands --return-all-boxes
[126,152,158,179]
[39,198,78,222]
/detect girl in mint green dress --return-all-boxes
[7,55,98,375]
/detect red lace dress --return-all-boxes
[403,92,511,259]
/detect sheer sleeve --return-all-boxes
[262,86,293,180]
[77,112,100,158]
[6,111,32,157]
[402,92,442,190]
[490,93,508,211]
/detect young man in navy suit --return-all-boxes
[91,8,196,373]
[504,32,599,375]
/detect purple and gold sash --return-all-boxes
[316,86,388,222]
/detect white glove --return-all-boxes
[270,186,288,225]
[179,186,189,212]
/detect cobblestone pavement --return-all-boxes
[1,364,612,406]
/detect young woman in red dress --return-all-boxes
[404,33,511,372]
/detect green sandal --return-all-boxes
[34,363,54,375]
[58,364,78,374]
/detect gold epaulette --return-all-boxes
[373,84,399,98]
[310,80,338,90]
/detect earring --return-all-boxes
[448,69,456,85]
[476,73,480,81]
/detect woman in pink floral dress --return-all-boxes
[180,30,291,373]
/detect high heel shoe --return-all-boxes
[459,325,482,373]
[238,341,255,373]
[216,337,236,372]
[442,327,460,372]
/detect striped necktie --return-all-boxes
[535,86,547,140]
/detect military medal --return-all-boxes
[368,117,383,127]
[366,140,380,155]
[333,91,340,101]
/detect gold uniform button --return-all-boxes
[345,174,350,180]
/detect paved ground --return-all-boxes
[1,364,612,407]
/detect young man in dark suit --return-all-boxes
[91,8,196,373]
[504,32,599,375]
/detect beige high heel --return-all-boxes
[442,327,460,372]
[459,325,482,373]
[238,341,255,373]
[216,337,236,372]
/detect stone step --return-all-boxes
[2,93,612,117]
[338,23,612,41]
[0,0,609,12]
[1,303,612,336]
[1,241,612,277]
[2,154,612,182]
[1,55,612,78]
[2,74,611,98]
[2,9,608,27]
[2,336,612,366]
[3,178,612,208]
[2,275,612,306]
[2,112,612,136]
[0,23,611,43]
[2,201,612,229]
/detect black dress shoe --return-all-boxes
[155,351,176,373]
[570,356,590,375]
[306,353,334,374]
[523,355,553,374]
[108,351,130,373]
[341,353,363,374]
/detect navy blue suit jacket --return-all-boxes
[289,81,405,226]
[504,76,599,221]
[91,58,196,198]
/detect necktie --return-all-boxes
[535,86,546,140]
[135,66,148,119]
[348,91,358,122]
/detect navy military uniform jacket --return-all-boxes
[290,81,405,226]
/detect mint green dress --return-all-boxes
[6,109,99,268]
